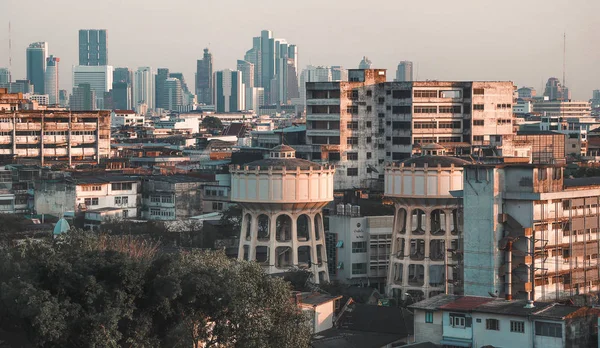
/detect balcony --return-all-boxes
[306,129,340,137]
[306,98,340,106]
[44,122,69,131]
[15,123,41,131]
[15,136,40,145]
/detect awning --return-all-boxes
[440,338,472,347]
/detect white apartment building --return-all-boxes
[533,100,591,118]
[27,94,49,105]
[327,210,393,290]
[111,110,144,128]
[73,65,113,109]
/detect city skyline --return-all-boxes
[1,0,599,100]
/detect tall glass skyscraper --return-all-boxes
[134,67,154,113]
[0,68,10,85]
[79,29,108,66]
[26,42,48,94]
[196,48,213,104]
[395,61,414,82]
[44,56,60,104]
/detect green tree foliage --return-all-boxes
[201,116,223,131]
[218,205,242,238]
[0,230,311,348]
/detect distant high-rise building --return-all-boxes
[544,77,570,101]
[244,37,261,87]
[70,83,96,111]
[0,68,10,85]
[331,66,348,81]
[134,67,154,113]
[299,66,347,108]
[196,48,213,104]
[155,68,170,110]
[237,60,254,91]
[214,70,244,113]
[4,80,34,94]
[26,42,48,94]
[44,56,60,105]
[517,87,536,99]
[79,29,108,66]
[245,30,298,105]
[164,78,183,112]
[246,87,264,111]
[168,73,190,94]
[591,90,600,110]
[395,61,413,82]
[59,89,69,107]
[358,56,372,69]
[111,82,131,110]
[73,65,113,110]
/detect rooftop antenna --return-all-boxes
[8,21,12,82]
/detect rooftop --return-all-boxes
[297,292,342,306]
[311,329,406,348]
[143,175,212,184]
[393,156,472,168]
[75,175,139,185]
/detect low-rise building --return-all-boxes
[141,175,215,220]
[295,292,342,334]
[327,210,393,291]
[410,294,600,348]
[111,110,144,128]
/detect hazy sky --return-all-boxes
[1,0,599,99]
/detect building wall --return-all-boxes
[0,110,111,165]
[470,312,533,348]
[34,179,76,216]
[413,309,443,344]
[314,302,335,333]
[75,181,138,218]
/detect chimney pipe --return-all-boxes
[506,240,513,300]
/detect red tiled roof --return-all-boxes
[439,296,495,311]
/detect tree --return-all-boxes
[218,205,243,238]
[0,229,311,348]
[201,116,223,131]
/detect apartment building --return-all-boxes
[0,108,111,165]
[410,294,600,348]
[460,163,600,301]
[111,110,144,128]
[141,175,216,220]
[303,69,515,190]
[327,209,393,291]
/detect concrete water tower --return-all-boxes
[230,145,335,283]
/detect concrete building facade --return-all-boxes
[73,65,113,109]
[133,67,154,113]
[0,110,111,165]
[303,69,515,190]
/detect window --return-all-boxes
[366,152,372,159]
[414,106,437,113]
[114,196,128,205]
[392,90,411,99]
[473,135,484,142]
[486,319,500,331]
[438,105,462,113]
[347,153,359,161]
[535,322,562,338]
[347,121,359,130]
[392,121,411,129]
[366,105,372,112]
[213,202,223,211]
[392,105,410,114]
[425,311,434,323]
[473,88,485,95]
[449,313,466,328]
[84,198,98,206]
[439,90,462,99]
[347,168,358,176]
[150,196,161,203]
[346,105,358,114]
[511,320,525,333]
[366,137,372,144]
[473,120,484,126]
[473,104,484,110]
[346,137,358,145]
[82,185,101,191]
[351,262,367,275]
[112,182,133,191]
[366,90,372,97]
[393,137,411,145]
[414,90,438,98]
[366,121,372,128]
[352,242,367,253]
[161,196,173,203]
[122,210,129,218]
[378,112,385,118]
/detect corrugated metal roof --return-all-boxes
[439,296,495,311]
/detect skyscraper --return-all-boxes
[236,60,254,90]
[0,68,10,85]
[213,70,244,113]
[44,56,60,105]
[196,48,213,105]
[164,78,183,112]
[544,77,570,101]
[358,56,372,69]
[155,68,170,110]
[113,67,133,109]
[79,29,108,66]
[395,61,413,82]
[134,67,154,113]
[245,30,298,105]
[70,83,96,111]
[72,65,113,109]
[26,42,48,94]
